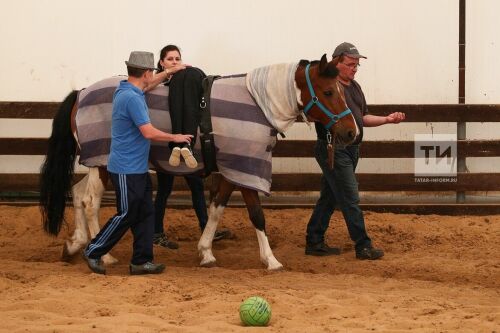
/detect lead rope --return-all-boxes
[326,132,335,170]
[327,81,344,170]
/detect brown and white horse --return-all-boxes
[39,54,358,270]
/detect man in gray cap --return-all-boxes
[305,42,405,259]
[83,51,193,275]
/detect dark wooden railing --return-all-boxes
[1,102,500,214]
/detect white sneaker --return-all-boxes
[168,147,181,167]
[181,146,198,168]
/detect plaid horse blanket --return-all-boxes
[75,73,284,195]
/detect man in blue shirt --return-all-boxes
[83,51,193,275]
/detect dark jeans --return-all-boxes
[85,172,154,265]
[306,141,372,251]
[154,172,208,233]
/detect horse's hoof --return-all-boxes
[268,265,284,272]
[200,260,217,268]
[102,254,119,265]
[266,261,284,271]
[61,243,75,262]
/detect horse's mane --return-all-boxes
[299,59,317,66]
[299,59,339,78]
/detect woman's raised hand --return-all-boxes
[168,64,188,76]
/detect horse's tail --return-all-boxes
[39,90,79,235]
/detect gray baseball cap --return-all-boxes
[125,51,156,70]
[332,42,367,59]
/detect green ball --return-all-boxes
[239,296,272,326]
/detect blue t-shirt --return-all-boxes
[107,80,151,174]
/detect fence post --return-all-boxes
[457,123,466,203]
[457,0,466,204]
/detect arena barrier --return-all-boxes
[1,102,499,214]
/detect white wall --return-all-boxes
[466,0,500,103]
[1,0,457,102]
[464,0,500,176]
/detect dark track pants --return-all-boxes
[84,172,154,265]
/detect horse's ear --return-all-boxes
[319,54,339,78]
[318,54,328,74]
[332,56,340,67]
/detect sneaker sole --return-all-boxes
[356,253,384,260]
[181,148,198,168]
[305,250,341,256]
[169,148,181,167]
[82,252,106,274]
[87,264,106,275]
[130,266,166,275]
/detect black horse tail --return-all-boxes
[39,90,79,235]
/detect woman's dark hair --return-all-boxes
[157,45,181,73]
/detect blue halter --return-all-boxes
[303,63,352,130]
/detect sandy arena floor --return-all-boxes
[0,205,498,332]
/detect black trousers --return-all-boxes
[168,67,205,149]
[84,172,154,265]
[154,172,208,234]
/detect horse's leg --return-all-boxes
[82,167,118,265]
[198,177,234,267]
[240,188,283,271]
[207,173,222,204]
[61,174,90,261]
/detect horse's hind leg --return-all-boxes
[83,167,118,265]
[198,177,234,267]
[240,188,283,271]
[62,174,90,261]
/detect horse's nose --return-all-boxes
[347,130,355,140]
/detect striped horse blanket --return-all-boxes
[75,73,284,195]
[246,63,300,133]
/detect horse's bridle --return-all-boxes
[302,63,352,130]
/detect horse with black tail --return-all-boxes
[39,89,118,264]
[40,90,78,235]
[39,55,358,270]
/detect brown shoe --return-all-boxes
[153,233,179,249]
[356,247,384,260]
[213,228,233,242]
